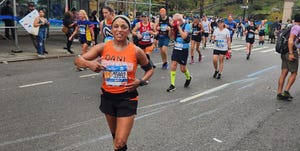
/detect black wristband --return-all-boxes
[139,78,148,86]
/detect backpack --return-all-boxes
[275,25,293,54]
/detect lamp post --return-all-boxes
[242,0,248,22]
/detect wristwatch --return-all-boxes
[139,79,148,86]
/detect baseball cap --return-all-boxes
[141,12,148,17]
[217,18,224,23]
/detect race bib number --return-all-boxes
[104,65,128,86]
[174,42,183,50]
[216,40,225,48]
[79,26,86,35]
[141,32,151,42]
[104,36,114,43]
[248,33,254,39]
[160,24,168,32]
[193,30,198,36]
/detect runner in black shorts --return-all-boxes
[190,15,203,64]
[166,13,192,92]
[75,15,153,151]
[245,19,257,60]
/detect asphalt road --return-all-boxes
[1,37,300,151]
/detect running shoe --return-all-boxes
[283,91,293,99]
[184,76,192,88]
[166,84,176,92]
[213,71,219,78]
[199,54,202,62]
[162,62,169,70]
[276,93,290,101]
[246,53,250,60]
[189,59,195,64]
[37,54,46,58]
[216,73,222,79]
[226,51,231,60]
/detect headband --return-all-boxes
[112,15,131,29]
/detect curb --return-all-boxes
[0,53,76,64]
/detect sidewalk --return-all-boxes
[0,33,82,63]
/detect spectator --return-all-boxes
[277,13,300,101]
[33,9,50,58]
[1,1,15,40]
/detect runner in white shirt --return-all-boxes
[211,19,231,79]
[201,15,210,49]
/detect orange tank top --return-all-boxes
[101,40,137,94]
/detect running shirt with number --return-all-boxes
[226,21,236,36]
[174,23,191,50]
[213,28,230,51]
[77,20,93,41]
[210,21,218,31]
[101,41,137,94]
[202,20,210,33]
[192,23,201,37]
[102,20,114,42]
[158,17,170,36]
[139,22,152,45]
[246,25,257,39]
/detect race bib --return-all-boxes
[104,65,128,86]
[216,40,225,48]
[141,32,151,42]
[248,33,254,39]
[79,26,86,35]
[193,30,198,36]
[174,42,183,50]
[104,36,114,43]
[160,24,168,32]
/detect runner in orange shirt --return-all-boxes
[75,15,154,151]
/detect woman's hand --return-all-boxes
[125,78,140,92]
[87,58,106,73]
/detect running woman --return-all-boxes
[258,19,267,47]
[155,8,172,69]
[69,10,95,55]
[211,19,231,79]
[75,15,154,151]
[244,19,258,60]
[190,15,203,64]
[201,15,210,49]
[166,13,192,92]
[132,12,158,68]
[100,6,115,43]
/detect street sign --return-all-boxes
[241,5,248,9]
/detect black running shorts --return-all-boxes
[100,90,138,117]
[213,49,227,55]
[171,48,189,65]
[246,38,255,44]
[203,33,209,37]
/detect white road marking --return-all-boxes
[238,82,255,90]
[186,96,219,105]
[180,83,230,103]
[19,81,53,88]
[135,110,163,121]
[79,73,100,78]
[259,48,274,53]
[213,138,223,143]
[0,132,57,147]
[57,134,111,151]
[189,108,218,121]
[252,47,266,52]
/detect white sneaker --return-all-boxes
[37,54,46,58]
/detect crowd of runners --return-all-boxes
[69,5,300,151]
